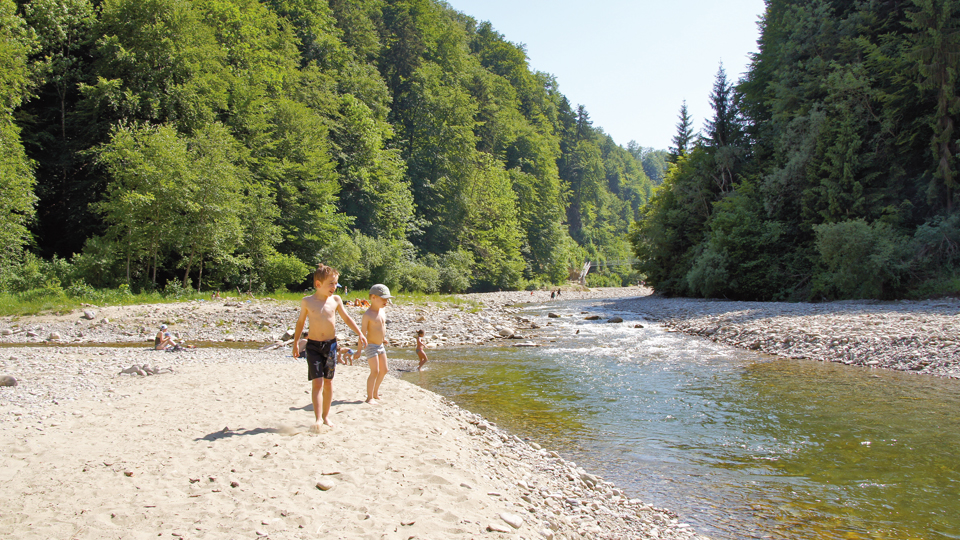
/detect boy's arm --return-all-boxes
[292,300,308,357]
[337,297,368,348]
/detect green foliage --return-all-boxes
[260,253,311,292]
[436,249,473,293]
[631,0,960,300]
[685,180,786,299]
[586,273,622,288]
[7,0,663,297]
[0,0,37,269]
[397,261,440,293]
[813,219,910,299]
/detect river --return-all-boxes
[396,296,960,540]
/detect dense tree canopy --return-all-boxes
[632,0,960,300]
[3,0,653,294]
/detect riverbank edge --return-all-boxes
[600,294,960,379]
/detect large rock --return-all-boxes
[499,512,524,529]
[584,315,602,321]
[498,327,516,338]
[607,316,624,323]
[82,309,96,320]
[0,375,18,387]
[280,329,295,341]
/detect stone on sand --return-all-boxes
[499,512,524,529]
[316,478,336,491]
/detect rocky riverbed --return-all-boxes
[601,294,960,379]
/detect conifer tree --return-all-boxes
[906,0,960,212]
[669,100,694,163]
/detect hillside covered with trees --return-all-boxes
[0,0,661,296]
[632,0,960,301]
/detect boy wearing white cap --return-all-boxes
[361,284,393,404]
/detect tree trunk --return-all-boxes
[183,244,196,287]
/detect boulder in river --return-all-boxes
[584,315,602,321]
[607,316,624,323]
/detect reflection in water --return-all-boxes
[399,298,960,540]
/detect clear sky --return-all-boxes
[444,0,767,151]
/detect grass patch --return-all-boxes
[0,287,481,318]
[1,289,210,317]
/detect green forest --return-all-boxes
[0,0,666,298]
[633,0,960,301]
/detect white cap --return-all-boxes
[369,284,393,298]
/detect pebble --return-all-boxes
[316,479,335,491]
[486,522,512,533]
[499,512,524,529]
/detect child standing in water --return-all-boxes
[416,329,429,371]
[361,284,393,404]
[292,264,366,432]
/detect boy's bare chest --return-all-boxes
[306,297,336,320]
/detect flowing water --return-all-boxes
[398,297,960,540]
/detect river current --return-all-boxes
[397,296,960,540]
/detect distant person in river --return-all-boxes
[550,291,556,300]
[416,329,429,371]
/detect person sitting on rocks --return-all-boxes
[155,324,177,350]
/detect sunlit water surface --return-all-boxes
[397,297,960,540]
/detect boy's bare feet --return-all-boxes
[364,398,378,405]
[323,417,335,427]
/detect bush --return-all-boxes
[586,273,621,287]
[162,279,193,299]
[813,219,910,299]
[261,253,310,292]
[397,262,440,293]
[437,250,473,293]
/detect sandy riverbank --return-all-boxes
[0,347,703,540]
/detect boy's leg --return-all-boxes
[372,353,388,400]
[320,378,334,426]
[310,378,323,432]
[365,356,379,403]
